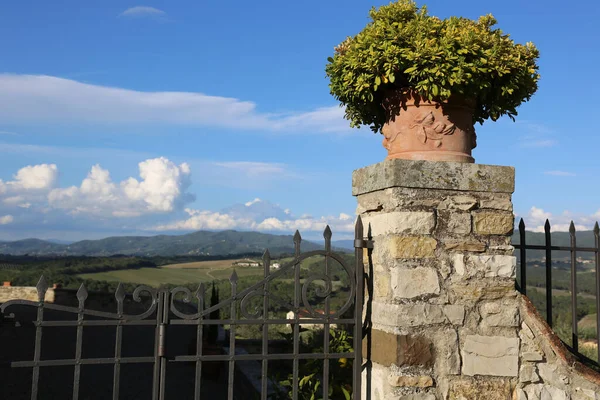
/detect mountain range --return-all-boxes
[0,231,354,257]
[1,228,594,259]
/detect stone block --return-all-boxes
[433,328,461,375]
[362,362,393,400]
[352,160,515,196]
[356,191,386,214]
[372,302,447,327]
[473,212,514,235]
[362,329,432,367]
[522,322,535,339]
[461,335,519,376]
[519,364,540,383]
[446,213,472,235]
[468,255,517,278]
[540,386,568,400]
[537,363,569,389]
[443,305,465,325]
[439,195,479,211]
[479,197,513,211]
[444,240,486,252]
[573,388,600,400]
[449,283,515,304]
[523,384,569,400]
[515,388,527,400]
[389,236,437,259]
[371,301,448,327]
[452,253,466,276]
[391,267,440,299]
[373,265,391,299]
[480,301,519,327]
[362,211,436,236]
[448,378,513,400]
[397,394,436,400]
[522,351,543,362]
[388,375,434,388]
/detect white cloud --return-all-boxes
[523,206,591,232]
[155,209,252,231]
[515,121,558,148]
[544,170,576,177]
[0,75,347,134]
[0,215,13,225]
[0,141,299,191]
[520,139,557,148]
[153,200,355,234]
[211,162,294,179]
[245,198,262,207]
[119,6,166,18]
[48,157,193,217]
[0,164,58,209]
[11,164,58,190]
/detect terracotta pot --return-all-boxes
[381,91,477,163]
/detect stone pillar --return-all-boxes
[353,159,518,400]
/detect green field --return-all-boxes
[79,265,263,286]
[77,254,353,288]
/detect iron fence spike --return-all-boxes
[569,221,576,234]
[229,269,238,284]
[594,222,599,235]
[76,284,88,302]
[115,283,125,301]
[544,219,551,232]
[197,282,206,297]
[293,230,302,243]
[36,276,48,300]
[323,225,332,239]
[355,215,363,235]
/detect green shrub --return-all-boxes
[326,0,540,133]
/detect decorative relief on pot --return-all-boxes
[381,92,476,163]
[382,111,458,150]
[410,111,456,147]
[381,124,398,151]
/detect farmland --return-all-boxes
[79,258,263,286]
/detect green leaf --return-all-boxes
[404,66,418,74]
[388,74,395,83]
[342,387,351,400]
[375,76,381,85]
[327,57,334,63]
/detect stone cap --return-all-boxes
[352,159,515,196]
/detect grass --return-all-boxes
[79,264,264,287]
[161,259,246,269]
[530,286,596,300]
[78,255,349,288]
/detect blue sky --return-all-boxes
[0,0,598,241]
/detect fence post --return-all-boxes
[545,219,553,327]
[353,159,517,399]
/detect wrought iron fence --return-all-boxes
[0,219,370,400]
[513,218,600,367]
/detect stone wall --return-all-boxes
[517,297,600,399]
[353,159,600,400]
[0,286,55,303]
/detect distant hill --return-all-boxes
[3,229,590,259]
[0,230,349,257]
[511,230,597,260]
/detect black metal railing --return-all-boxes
[0,220,370,400]
[514,218,600,367]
